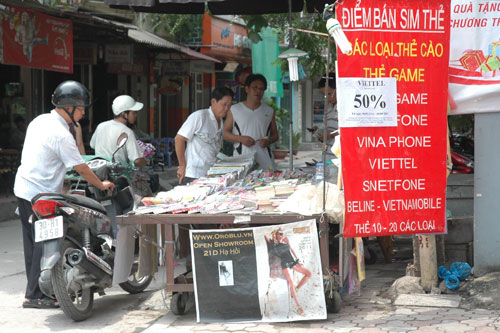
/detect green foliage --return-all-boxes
[266,100,289,133]
[292,131,301,150]
[242,12,336,77]
[145,14,203,44]
[448,115,474,134]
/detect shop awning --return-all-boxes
[127,29,221,62]
[104,0,330,14]
[91,16,220,63]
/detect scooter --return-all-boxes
[451,151,474,174]
[32,133,152,321]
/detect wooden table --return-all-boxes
[117,213,328,294]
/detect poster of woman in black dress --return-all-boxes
[264,228,312,315]
[191,220,326,322]
[255,219,326,321]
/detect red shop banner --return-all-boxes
[336,0,450,237]
[1,6,73,73]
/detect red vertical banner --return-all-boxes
[1,6,73,73]
[337,0,450,237]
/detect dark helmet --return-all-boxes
[51,81,91,108]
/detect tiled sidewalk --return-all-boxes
[143,261,500,332]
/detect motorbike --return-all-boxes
[451,151,474,174]
[32,133,152,321]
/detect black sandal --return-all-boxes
[22,297,59,309]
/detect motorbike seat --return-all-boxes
[64,193,107,214]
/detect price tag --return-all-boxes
[337,77,397,128]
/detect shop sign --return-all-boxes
[448,0,500,114]
[107,59,147,76]
[105,44,133,64]
[163,60,189,76]
[337,0,449,237]
[158,76,182,95]
[190,60,214,73]
[190,220,326,323]
[0,5,73,73]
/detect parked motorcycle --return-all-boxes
[33,133,152,321]
[451,151,474,174]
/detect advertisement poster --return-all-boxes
[337,77,398,127]
[190,220,326,323]
[336,0,449,237]
[1,5,73,73]
[448,0,500,114]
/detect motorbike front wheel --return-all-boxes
[51,240,94,321]
[119,256,153,294]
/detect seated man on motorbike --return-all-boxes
[90,95,147,168]
[90,95,152,197]
[14,80,114,309]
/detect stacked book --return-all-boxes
[206,153,255,179]
[254,185,276,212]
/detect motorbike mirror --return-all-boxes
[117,133,128,148]
[112,133,128,163]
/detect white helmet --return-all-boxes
[112,95,143,115]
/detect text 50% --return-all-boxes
[354,94,386,109]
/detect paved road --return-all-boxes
[2,216,500,332]
[0,218,167,332]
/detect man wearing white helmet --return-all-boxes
[90,95,147,167]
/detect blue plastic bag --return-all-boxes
[438,265,450,279]
[438,262,471,290]
[444,274,460,290]
[450,262,472,281]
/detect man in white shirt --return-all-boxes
[224,74,279,170]
[175,86,234,184]
[14,81,114,309]
[90,95,147,167]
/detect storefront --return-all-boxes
[200,13,252,104]
[155,57,217,138]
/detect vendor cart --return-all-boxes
[117,212,341,315]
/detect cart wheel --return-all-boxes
[326,291,342,313]
[171,293,186,315]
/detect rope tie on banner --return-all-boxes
[318,212,330,237]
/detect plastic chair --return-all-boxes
[159,137,175,168]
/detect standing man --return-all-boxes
[311,72,338,153]
[90,95,147,168]
[175,86,234,185]
[224,74,279,170]
[14,81,114,309]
